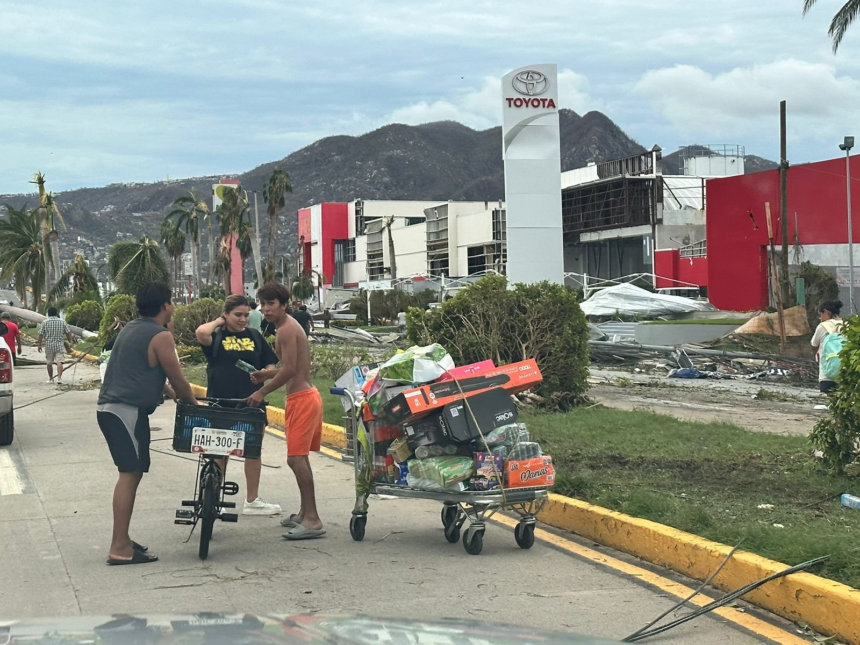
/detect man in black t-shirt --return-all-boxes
[196,296,280,515]
[292,305,312,337]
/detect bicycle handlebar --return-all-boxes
[329,387,346,396]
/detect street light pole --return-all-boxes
[840,137,855,313]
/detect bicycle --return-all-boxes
[172,397,267,559]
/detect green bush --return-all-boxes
[176,344,206,364]
[310,343,373,381]
[406,274,590,399]
[66,300,103,332]
[173,298,224,345]
[199,283,226,300]
[810,315,860,473]
[99,294,138,341]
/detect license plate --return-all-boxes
[191,427,245,457]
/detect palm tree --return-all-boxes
[160,217,186,299]
[48,253,99,303]
[211,240,232,292]
[803,0,860,51]
[0,204,47,308]
[262,168,293,282]
[30,172,65,295]
[167,189,208,295]
[108,236,171,295]
[216,187,250,294]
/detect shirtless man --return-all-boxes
[246,283,325,540]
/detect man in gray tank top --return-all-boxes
[98,283,199,565]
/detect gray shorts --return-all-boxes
[45,350,65,365]
[97,403,151,473]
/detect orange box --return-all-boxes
[382,359,542,425]
[505,456,555,488]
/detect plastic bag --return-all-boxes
[406,474,466,492]
[483,423,529,448]
[379,343,455,384]
[407,456,474,487]
[507,441,543,461]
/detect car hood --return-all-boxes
[0,613,617,644]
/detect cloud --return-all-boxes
[635,60,860,138]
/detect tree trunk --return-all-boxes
[250,230,263,288]
[207,224,216,285]
[50,233,61,294]
[268,209,278,281]
[195,236,202,298]
[189,242,198,300]
[387,224,397,280]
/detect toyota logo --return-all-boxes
[512,70,548,96]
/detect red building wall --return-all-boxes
[707,156,860,311]
[320,202,348,284]
[654,250,708,289]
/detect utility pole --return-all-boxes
[840,136,855,313]
[779,100,791,306]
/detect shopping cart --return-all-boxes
[172,397,267,559]
[331,386,549,556]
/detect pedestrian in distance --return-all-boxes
[812,300,844,394]
[292,304,312,337]
[247,300,264,332]
[98,283,199,565]
[247,283,325,540]
[38,307,74,385]
[0,312,22,366]
[195,294,281,515]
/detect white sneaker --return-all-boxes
[243,498,282,515]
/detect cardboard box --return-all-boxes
[382,359,541,424]
[402,388,518,446]
[437,359,496,382]
[505,456,555,488]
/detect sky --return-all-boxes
[1,0,858,194]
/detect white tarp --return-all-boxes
[580,283,715,317]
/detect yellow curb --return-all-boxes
[538,494,860,645]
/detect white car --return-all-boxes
[0,335,14,446]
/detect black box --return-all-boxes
[402,388,518,446]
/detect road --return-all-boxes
[0,349,809,644]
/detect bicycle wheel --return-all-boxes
[198,470,219,560]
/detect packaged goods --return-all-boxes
[505,456,555,488]
[469,476,500,491]
[437,359,496,382]
[395,462,409,486]
[406,474,466,493]
[366,383,413,417]
[382,359,542,424]
[407,456,474,487]
[483,423,529,448]
[415,444,458,459]
[387,437,412,463]
[379,344,455,384]
[474,451,504,478]
[506,441,543,461]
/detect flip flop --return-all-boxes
[280,513,301,528]
[283,524,326,540]
[132,541,148,553]
[107,550,159,566]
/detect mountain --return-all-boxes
[0,109,647,266]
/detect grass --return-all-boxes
[182,364,345,426]
[643,319,749,326]
[525,406,860,589]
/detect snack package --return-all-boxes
[469,476,500,491]
[505,456,555,488]
[474,451,504,478]
[507,441,543,461]
[407,456,474,487]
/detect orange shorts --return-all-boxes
[285,388,323,457]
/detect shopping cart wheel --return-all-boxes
[463,527,484,555]
[444,521,460,544]
[515,521,535,549]
[349,515,366,542]
[441,504,458,529]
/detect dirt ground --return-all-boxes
[589,367,826,437]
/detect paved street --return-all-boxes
[0,350,807,644]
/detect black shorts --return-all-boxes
[97,404,151,473]
[820,380,838,394]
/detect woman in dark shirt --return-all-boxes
[196,295,281,516]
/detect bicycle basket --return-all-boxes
[173,401,267,459]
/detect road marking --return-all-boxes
[492,514,809,645]
[0,449,24,495]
